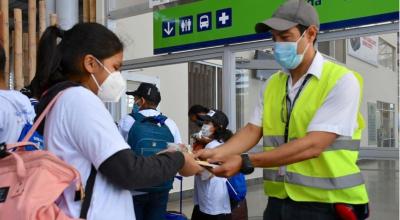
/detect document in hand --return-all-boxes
[196,160,219,169]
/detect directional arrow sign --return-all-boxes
[164,22,174,35]
[162,20,175,38]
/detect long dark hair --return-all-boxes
[213,126,233,143]
[31,23,123,98]
[0,44,5,81]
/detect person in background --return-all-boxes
[30,23,202,220]
[188,104,210,152]
[188,104,209,127]
[119,84,181,143]
[20,85,39,107]
[118,91,139,140]
[192,109,234,220]
[0,44,36,144]
[121,83,182,220]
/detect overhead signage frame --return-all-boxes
[153,0,399,54]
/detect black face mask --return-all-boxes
[194,119,204,127]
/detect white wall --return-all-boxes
[114,13,154,60]
[345,33,399,147]
[135,64,189,145]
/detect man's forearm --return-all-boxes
[217,123,263,156]
[249,131,337,167]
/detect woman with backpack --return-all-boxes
[30,23,202,220]
[192,109,244,220]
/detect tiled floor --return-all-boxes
[167,159,399,220]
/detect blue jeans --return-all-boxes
[133,191,170,220]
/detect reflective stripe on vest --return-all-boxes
[263,169,365,190]
[263,136,361,151]
[263,135,285,147]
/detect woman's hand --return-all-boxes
[179,152,204,176]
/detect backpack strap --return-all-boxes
[80,165,97,219]
[19,81,80,145]
[21,91,65,144]
[130,111,168,123]
[140,113,168,126]
[131,112,145,121]
[35,81,81,135]
[153,114,168,125]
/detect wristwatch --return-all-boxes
[240,153,254,175]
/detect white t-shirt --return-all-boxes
[118,109,182,143]
[44,87,134,220]
[250,52,360,137]
[194,140,231,215]
[0,90,35,144]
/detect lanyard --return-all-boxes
[284,74,312,142]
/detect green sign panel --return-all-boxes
[153,0,399,54]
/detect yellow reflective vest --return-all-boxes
[262,60,369,204]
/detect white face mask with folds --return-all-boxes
[191,124,213,140]
[199,124,213,138]
[90,58,126,102]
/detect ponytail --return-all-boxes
[214,127,233,143]
[0,43,5,81]
[31,23,123,98]
[31,26,65,98]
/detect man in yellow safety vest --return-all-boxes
[196,0,369,219]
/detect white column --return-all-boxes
[222,48,237,132]
[45,0,55,26]
[56,0,79,30]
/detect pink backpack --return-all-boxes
[0,91,85,220]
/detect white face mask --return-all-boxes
[199,124,213,138]
[91,58,126,102]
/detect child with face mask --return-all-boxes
[188,105,210,152]
[192,109,234,220]
[30,23,202,220]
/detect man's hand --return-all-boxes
[207,154,243,178]
[194,148,223,162]
[194,148,212,158]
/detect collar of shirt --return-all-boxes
[282,51,324,90]
[281,51,324,100]
[281,51,324,80]
[138,109,161,117]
